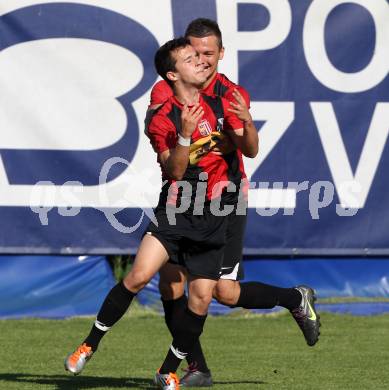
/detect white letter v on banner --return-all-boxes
[312,102,389,208]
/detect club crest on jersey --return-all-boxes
[198,119,212,136]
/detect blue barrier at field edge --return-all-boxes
[0,255,115,319]
[1,256,389,317]
[138,258,389,316]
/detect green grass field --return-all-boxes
[1,311,389,389]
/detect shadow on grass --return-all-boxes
[215,380,266,385]
[0,373,266,389]
[0,373,155,389]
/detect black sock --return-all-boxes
[236,282,301,311]
[161,295,209,373]
[160,308,207,374]
[188,337,209,373]
[161,295,187,335]
[84,282,136,351]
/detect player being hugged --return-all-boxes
[65,36,260,390]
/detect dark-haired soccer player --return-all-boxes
[65,36,259,390]
[148,18,321,387]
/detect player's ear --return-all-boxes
[167,70,178,82]
[219,46,225,61]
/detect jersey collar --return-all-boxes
[171,94,204,109]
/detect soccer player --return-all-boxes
[65,36,259,390]
[148,18,321,387]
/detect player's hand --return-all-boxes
[181,103,204,138]
[227,89,252,124]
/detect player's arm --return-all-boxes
[159,103,204,180]
[226,89,258,158]
[144,80,173,134]
[144,104,163,134]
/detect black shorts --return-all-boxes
[145,205,229,280]
[219,213,246,281]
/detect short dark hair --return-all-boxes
[154,37,191,86]
[185,18,223,49]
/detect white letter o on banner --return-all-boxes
[304,0,389,93]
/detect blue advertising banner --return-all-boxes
[0,1,388,254]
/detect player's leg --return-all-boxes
[215,279,320,346]
[213,213,321,346]
[156,276,216,384]
[214,278,302,310]
[65,234,169,374]
[155,210,228,388]
[159,262,211,383]
[159,262,186,301]
[156,226,227,389]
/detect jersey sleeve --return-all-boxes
[221,97,244,131]
[149,80,173,106]
[147,113,176,154]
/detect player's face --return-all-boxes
[188,35,224,82]
[171,45,206,87]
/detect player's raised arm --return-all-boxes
[159,103,204,180]
[227,89,258,158]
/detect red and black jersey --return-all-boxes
[148,94,244,206]
[148,73,250,195]
[202,73,250,108]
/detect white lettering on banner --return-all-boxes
[216,0,292,84]
[245,102,296,208]
[0,0,173,37]
[0,96,163,209]
[0,0,386,214]
[312,102,389,208]
[304,0,389,93]
[0,0,172,209]
[0,39,138,150]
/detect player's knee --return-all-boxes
[123,269,150,293]
[189,292,213,314]
[213,282,238,306]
